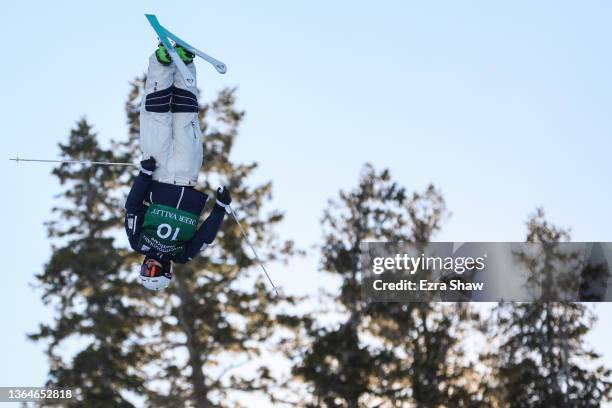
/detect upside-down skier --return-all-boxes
[125,44,231,291]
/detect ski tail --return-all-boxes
[164,29,227,74]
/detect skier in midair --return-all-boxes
[125,44,231,291]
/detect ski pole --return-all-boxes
[9,157,137,167]
[229,205,280,297]
[10,156,279,294]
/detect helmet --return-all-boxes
[139,257,173,291]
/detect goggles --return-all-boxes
[141,259,164,277]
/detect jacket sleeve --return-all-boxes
[124,172,153,253]
[173,204,227,264]
[125,172,153,213]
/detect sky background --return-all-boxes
[1,1,611,406]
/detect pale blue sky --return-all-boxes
[1,1,611,405]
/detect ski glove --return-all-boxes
[140,157,157,175]
[215,186,232,214]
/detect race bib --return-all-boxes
[139,204,199,255]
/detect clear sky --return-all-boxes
[1,1,611,406]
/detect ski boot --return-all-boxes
[155,43,172,65]
[176,45,195,65]
[155,43,195,65]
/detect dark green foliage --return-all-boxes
[30,119,149,407]
[293,165,483,407]
[483,209,612,408]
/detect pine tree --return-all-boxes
[29,119,150,407]
[292,164,482,407]
[483,208,612,407]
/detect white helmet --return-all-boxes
[140,257,173,291]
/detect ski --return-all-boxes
[145,14,227,86]
[159,19,228,75]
